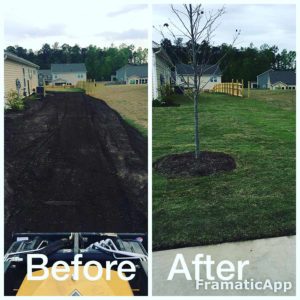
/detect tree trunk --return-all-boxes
[194,92,200,158]
[189,4,200,159]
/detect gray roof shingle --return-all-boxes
[269,70,296,85]
[176,63,222,76]
[51,63,86,73]
[117,64,148,78]
[39,69,52,75]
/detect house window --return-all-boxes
[145,79,148,84]
[293,87,295,89]
[55,75,57,79]
[130,80,135,84]
[136,80,139,84]
[210,76,218,82]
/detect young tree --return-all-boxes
[159,4,239,159]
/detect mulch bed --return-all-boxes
[153,151,236,177]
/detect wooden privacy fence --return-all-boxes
[212,80,243,97]
[76,80,97,94]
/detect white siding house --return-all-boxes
[152,42,174,100]
[51,63,87,86]
[175,63,222,90]
[4,52,39,101]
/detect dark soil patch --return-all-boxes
[153,151,236,177]
[5,92,147,249]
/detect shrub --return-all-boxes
[160,84,173,101]
[6,90,25,111]
[153,84,177,107]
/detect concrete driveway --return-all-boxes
[153,236,295,296]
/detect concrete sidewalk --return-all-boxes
[153,236,296,296]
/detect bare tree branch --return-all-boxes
[154,4,240,158]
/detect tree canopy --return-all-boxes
[6,43,148,81]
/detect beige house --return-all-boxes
[51,63,87,86]
[4,52,39,101]
[152,42,174,99]
[175,63,222,90]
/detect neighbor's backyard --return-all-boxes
[86,82,147,135]
[153,90,295,250]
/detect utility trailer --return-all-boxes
[5,232,148,296]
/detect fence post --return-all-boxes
[242,79,244,97]
[248,81,250,98]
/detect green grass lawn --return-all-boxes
[153,90,295,250]
[45,87,84,92]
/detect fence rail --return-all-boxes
[212,80,243,97]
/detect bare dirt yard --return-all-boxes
[5,92,147,248]
[86,82,148,131]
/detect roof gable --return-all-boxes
[51,63,87,73]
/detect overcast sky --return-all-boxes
[153,4,296,51]
[4,0,149,50]
[3,2,296,52]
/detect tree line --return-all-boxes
[6,43,148,81]
[160,38,296,84]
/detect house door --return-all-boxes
[27,80,30,95]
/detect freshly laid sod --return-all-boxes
[153,90,295,250]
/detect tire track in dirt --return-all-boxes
[5,92,147,248]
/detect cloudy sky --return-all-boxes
[4,0,149,50]
[153,4,296,51]
[3,2,296,52]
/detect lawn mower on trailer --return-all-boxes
[4,232,148,296]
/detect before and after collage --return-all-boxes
[1,0,297,297]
